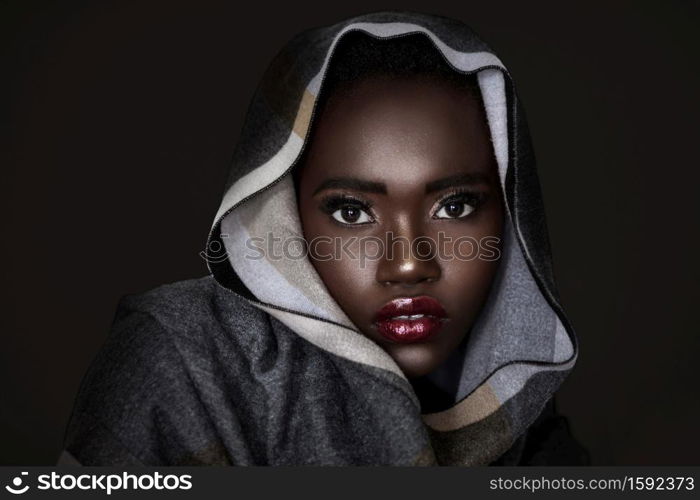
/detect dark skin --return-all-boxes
[296,74,504,379]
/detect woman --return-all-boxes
[60,10,588,466]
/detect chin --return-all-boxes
[384,342,443,379]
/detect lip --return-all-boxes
[372,295,449,344]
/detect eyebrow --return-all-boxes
[425,173,492,194]
[311,172,492,196]
[312,177,387,196]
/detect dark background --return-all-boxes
[2,0,698,465]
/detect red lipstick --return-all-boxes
[373,295,449,343]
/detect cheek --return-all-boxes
[439,256,501,322]
[429,216,503,262]
[429,219,503,320]
[306,233,379,317]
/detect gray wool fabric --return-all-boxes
[60,10,583,466]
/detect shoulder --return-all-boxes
[490,396,591,466]
[116,275,265,335]
[110,274,274,359]
[517,397,591,465]
[117,274,219,314]
[63,275,268,465]
[98,275,268,371]
[64,302,187,465]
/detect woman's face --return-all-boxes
[296,75,504,378]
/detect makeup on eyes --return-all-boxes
[316,186,488,225]
[318,193,376,225]
[431,187,488,220]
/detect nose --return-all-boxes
[375,229,442,287]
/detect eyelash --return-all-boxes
[431,188,487,220]
[318,194,376,226]
[318,189,487,226]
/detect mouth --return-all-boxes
[372,295,449,344]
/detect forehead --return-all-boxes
[298,76,497,187]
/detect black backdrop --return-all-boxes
[2,0,698,465]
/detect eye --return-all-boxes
[432,191,484,220]
[319,194,375,226]
[331,205,373,225]
[434,200,474,219]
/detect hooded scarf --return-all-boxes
[60,10,581,466]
